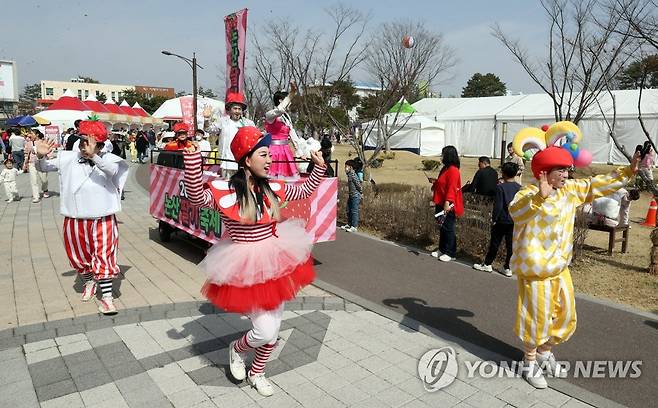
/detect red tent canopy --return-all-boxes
[132,102,149,117]
[47,90,90,111]
[119,100,138,116]
[83,96,110,113]
[104,100,125,115]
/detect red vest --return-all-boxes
[207,179,286,223]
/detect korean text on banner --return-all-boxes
[224,8,248,97]
[179,96,195,137]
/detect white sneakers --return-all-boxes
[521,360,548,389]
[340,225,357,232]
[247,372,274,397]
[229,340,246,381]
[431,251,454,262]
[81,281,97,302]
[229,341,274,397]
[473,263,513,277]
[473,263,493,272]
[537,351,565,378]
[97,296,117,315]
[522,352,565,389]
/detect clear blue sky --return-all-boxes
[2,0,548,97]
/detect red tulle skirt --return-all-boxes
[201,257,315,314]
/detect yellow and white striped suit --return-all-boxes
[510,166,633,348]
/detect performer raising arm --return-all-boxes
[35,120,128,315]
[508,121,639,389]
[182,126,326,397]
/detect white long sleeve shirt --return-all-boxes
[37,151,129,219]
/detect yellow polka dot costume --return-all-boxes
[509,122,634,350]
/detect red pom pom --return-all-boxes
[541,125,549,132]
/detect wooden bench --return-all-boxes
[587,223,629,255]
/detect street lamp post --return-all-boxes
[161,50,204,133]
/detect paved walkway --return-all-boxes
[0,163,605,407]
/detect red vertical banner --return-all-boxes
[224,8,248,97]
[179,96,195,137]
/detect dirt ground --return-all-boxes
[331,144,658,313]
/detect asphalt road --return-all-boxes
[312,230,658,408]
[135,162,658,408]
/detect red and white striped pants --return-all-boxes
[63,216,120,280]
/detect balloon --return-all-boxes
[574,149,593,167]
[524,151,534,161]
[545,121,582,147]
[402,35,415,49]
[512,127,547,158]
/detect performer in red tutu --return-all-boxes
[182,126,325,397]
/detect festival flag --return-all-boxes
[224,8,248,98]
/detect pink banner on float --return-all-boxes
[224,8,248,97]
[179,96,195,137]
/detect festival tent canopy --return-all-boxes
[46,89,90,111]
[152,95,225,121]
[104,100,125,115]
[363,113,445,156]
[493,89,658,164]
[388,98,416,114]
[132,102,149,117]
[83,95,110,115]
[413,89,658,163]
[412,97,469,121]
[119,100,139,116]
[35,90,89,129]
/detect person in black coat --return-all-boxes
[135,131,149,163]
[463,156,498,196]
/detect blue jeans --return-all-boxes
[439,212,457,258]
[12,151,24,170]
[347,194,361,228]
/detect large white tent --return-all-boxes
[363,113,446,156]
[152,96,225,120]
[413,89,658,164]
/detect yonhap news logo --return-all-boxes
[418,347,642,391]
[417,347,459,392]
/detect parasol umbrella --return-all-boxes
[32,115,51,125]
[5,115,38,127]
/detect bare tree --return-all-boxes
[248,4,370,136]
[349,21,456,169]
[493,0,636,124]
[608,0,658,51]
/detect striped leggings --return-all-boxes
[515,269,577,358]
[233,305,284,376]
[63,216,120,280]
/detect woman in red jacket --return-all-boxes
[431,146,464,262]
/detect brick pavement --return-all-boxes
[0,163,604,407]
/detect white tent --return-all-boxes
[363,113,446,156]
[414,89,658,163]
[35,90,88,131]
[412,97,468,120]
[495,90,658,164]
[152,96,225,120]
